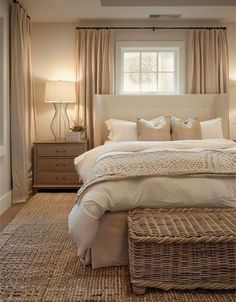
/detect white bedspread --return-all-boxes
[68,139,236,264]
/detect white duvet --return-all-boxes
[68,139,236,264]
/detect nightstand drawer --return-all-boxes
[36,143,86,157]
[37,172,79,184]
[33,140,88,192]
[37,158,75,172]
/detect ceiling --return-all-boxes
[20,0,236,22]
[102,0,236,6]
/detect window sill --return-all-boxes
[118,92,179,95]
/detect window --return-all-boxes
[116,41,185,95]
[0,18,4,155]
[0,12,9,157]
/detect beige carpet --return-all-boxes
[0,193,235,302]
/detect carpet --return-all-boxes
[0,193,235,302]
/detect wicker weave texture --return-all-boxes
[128,208,236,292]
[128,208,236,243]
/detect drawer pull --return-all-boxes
[55,177,67,180]
[55,150,66,153]
[55,164,66,167]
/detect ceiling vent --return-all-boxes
[149,14,182,19]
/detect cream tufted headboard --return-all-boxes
[93,94,229,147]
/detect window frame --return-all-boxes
[0,10,8,157]
[115,41,185,95]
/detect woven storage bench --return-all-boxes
[128,208,236,295]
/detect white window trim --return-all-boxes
[0,11,8,157]
[115,41,185,95]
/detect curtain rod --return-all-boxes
[12,0,31,20]
[76,26,227,30]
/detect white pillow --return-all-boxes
[105,119,137,141]
[200,118,224,139]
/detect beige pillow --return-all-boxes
[137,116,171,141]
[170,116,202,140]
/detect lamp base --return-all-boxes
[50,103,70,141]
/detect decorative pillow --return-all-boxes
[137,116,171,141]
[170,116,202,140]
[105,119,137,141]
[200,118,224,139]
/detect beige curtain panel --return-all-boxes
[187,29,229,94]
[10,3,36,203]
[76,29,114,148]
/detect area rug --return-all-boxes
[0,193,235,302]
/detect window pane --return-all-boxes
[158,73,175,93]
[123,73,140,92]
[158,52,175,72]
[123,52,140,72]
[141,73,157,92]
[141,52,157,72]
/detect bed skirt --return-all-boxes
[91,211,129,268]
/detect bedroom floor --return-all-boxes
[0,192,234,302]
[0,202,26,232]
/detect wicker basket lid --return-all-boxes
[128,208,236,244]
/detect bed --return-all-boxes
[68,94,236,268]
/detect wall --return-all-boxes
[227,23,236,138]
[32,20,236,140]
[0,0,11,215]
[32,22,77,141]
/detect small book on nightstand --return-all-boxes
[33,140,88,193]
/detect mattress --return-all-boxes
[68,139,236,265]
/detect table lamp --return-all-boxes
[45,81,76,141]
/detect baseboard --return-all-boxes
[0,190,12,215]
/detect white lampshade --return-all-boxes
[45,81,76,103]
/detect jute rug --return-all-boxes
[0,193,235,302]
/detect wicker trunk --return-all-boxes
[128,208,236,295]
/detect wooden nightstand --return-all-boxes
[33,141,88,193]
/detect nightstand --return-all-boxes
[33,141,88,193]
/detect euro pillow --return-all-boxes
[200,118,224,139]
[171,116,202,140]
[105,119,137,141]
[137,116,171,141]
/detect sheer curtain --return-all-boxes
[76,29,114,148]
[10,2,36,203]
[187,29,229,94]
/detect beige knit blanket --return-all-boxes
[77,149,236,202]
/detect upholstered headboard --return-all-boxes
[93,94,229,147]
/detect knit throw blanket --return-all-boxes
[77,149,236,202]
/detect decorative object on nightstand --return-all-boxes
[65,125,86,142]
[33,140,88,193]
[45,81,76,141]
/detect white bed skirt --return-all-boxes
[91,211,128,268]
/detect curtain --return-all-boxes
[10,2,36,203]
[187,29,229,94]
[76,29,114,148]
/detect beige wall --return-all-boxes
[0,0,11,215]
[32,21,236,140]
[32,22,77,141]
[227,23,236,138]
